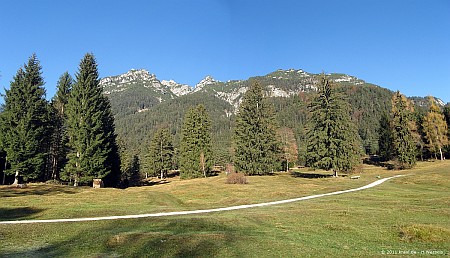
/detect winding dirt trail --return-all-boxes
[0,175,404,225]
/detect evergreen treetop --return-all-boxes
[179,104,213,179]
[390,91,417,168]
[234,80,280,175]
[1,54,51,182]
[48,72,73,181]
[305,75,362,176]
[64,53,120,186]
[52,72,73,117]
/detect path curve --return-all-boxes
[0,175,405,225]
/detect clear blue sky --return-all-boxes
[1,0,449,103]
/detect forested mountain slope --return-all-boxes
[101,68,442,164]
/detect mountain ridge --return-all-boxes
[102,68,427,113]
[101,67,446,163]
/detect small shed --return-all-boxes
[93,179,104,188]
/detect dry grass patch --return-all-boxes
[398,224,450,243]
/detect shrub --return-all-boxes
[226,173,248,184]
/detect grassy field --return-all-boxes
[0,161,449,257]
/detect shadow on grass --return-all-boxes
[141,180,171,187]
[0,207,45,220]
[0,185,79,198]
[363,156,396,170]
[2,217,245,257]
[290,171,334,179]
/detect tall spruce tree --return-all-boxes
[305,75,362,176]
[422,96,448,160]
[378,113,393,162]
[0,113,6,184]
[147,127,174,179]
[234,81,280,175]
[1,54,51,183]
[49,72,73,180]
[391,91,417,168]
[64,53,120,186]
[179,104,212,179]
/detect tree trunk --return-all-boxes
[420,145,424,161]
[2,155,7,185]
[286,157,289,172]
[51,155,58,180]
[13,171,19,185]
[439,147,444,161]
[160,140,164,180]
[200,152,206,178]
[333,170,338,177]
[75,152,80,186]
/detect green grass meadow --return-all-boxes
[0,161,449,257]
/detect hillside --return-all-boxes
[100,68,443,164]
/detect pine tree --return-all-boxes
[49,72,73,180]
[305,75,362,176]
[0,115,6,184]
[119,141,140,187]
[147,127,174,179]
[1,54,51,183]
[391,91,417,168]
[234,81,280,175]
[378,113,393,162]
[64,53,120,186]
[179,104,213,179]
[422,96,448,160]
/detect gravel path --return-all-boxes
[0,175,404,225]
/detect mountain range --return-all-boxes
[100,68,444,164]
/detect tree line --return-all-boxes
[0,54,119,186]
[1,54,449,186]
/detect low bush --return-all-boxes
[226,172,248,184]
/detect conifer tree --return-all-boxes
[305,75,362,176]
[443,105,450,130]
[391,91,417,168]
[378,113,393,162]
[119,141,140,187]
[422,96,448,160]
[179,104,212,179]
[49,72,73,180]
[64,53,120,186]
[1,54,51,183]
[234,81,280,175]
[147,127,174,179]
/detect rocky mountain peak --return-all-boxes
[195,75,218,90]
[161,79,192,96]
[100,69,158,87]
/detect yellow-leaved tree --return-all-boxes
[422,96,448,160]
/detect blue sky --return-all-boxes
[1,0,449,103]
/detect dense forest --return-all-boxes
[1,54,449,187]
